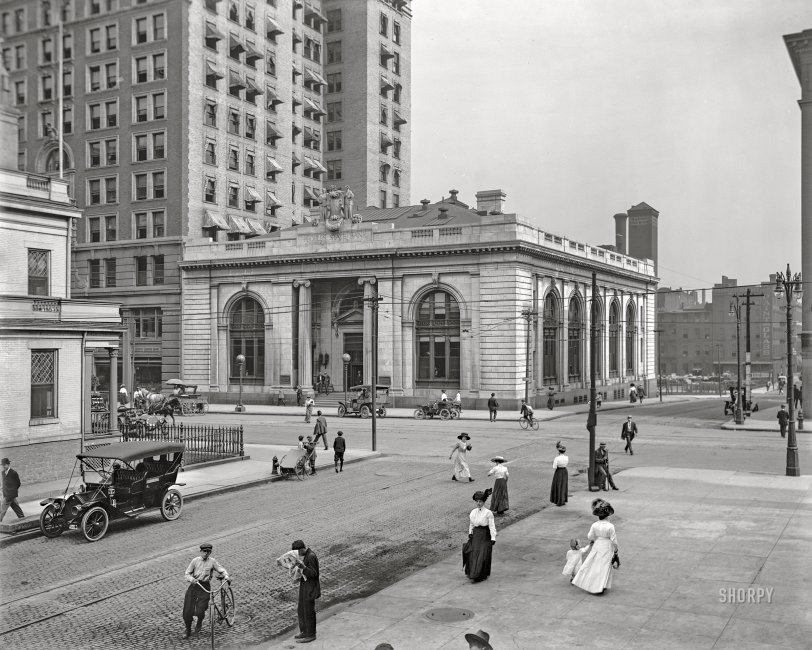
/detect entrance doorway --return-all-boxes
[343,333,363,387]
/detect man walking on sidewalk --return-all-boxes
[621,415,638,455]
[777,404,789,438]
[0,458,24,522]
[333,431,346,472]
[291,539,321,643]
[313,411,329,450]
[487,393,499,422]
[594,442,618,491]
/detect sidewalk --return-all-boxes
[0,444,379,540]
[721,402,808,434]
[262,467,812,650]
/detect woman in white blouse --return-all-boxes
[572,499,619,594]
[487,456,509,515]
[465,490,497,582]
[550,444,569,506]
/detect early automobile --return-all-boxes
[39,441,185,542]
[414,400,454,420]
[337,384,389,418]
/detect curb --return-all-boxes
[0,453,380,547]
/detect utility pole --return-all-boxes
[521,308,537,405]
[587,271,598,489]
[364,294,380,451]
[654,329,664,402]
[732,289,764,415]
[729,297,744,425]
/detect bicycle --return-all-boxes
[195,576,235,649]
[519,415,539,431]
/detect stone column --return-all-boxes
[83,346,94,441]
[108,348,119,435]
[359,277,377,384]
[293,280,313,392]
[560,284,569,388]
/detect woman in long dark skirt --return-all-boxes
[487,456,509,515]
[466,490,497,582]
[550,445,569,506]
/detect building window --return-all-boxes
[41,37,53,63]
[31,350,57,418]
[609,301,619,376]
[106,24,117,49]
[326,9,341,32]
[106,215,117,241]
[326,130,341,151]
[204,100,217,127]
[28,249,50,295]
[153,254,164,284]
[63,69,72,97]
[89,217,101,241]
[229,297,265,383]
[327,101,342,123]
[568,297,582,382]
[379,189,387,208]
[245,114,256,139]
[132,307,162,338]
[625,302,636,373]
[245,152,255,175]
[416,291,461,383]
[228,184,239,208]
[379,12,388,37]
[543,293,558,384]
[152,211,165,237]
[228,108,240,134]
[63,33,73,58]
[89,259,102,288]
[105,258,116,287]
[14,80,25,105]
[204,140,216,165]
[326,41,341,64]
[379,164,389,183]
[135,211,148,238]
[393,21,401,45]
[591,300,604,378]
[228,146,239,171]
[266,50,276,76]
[326,72,341,94]
[393,193,399,208]
[393,169,400,187]
[135,255,148,285]
[326,160,341,181]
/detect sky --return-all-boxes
[409,0,811,292]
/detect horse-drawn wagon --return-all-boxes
[166,379,209,415]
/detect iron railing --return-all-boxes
[119,422,244,465]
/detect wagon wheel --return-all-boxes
[439,408,452,420]
[450,408,460,419]
[81,506,109,542]
[295,458,307,480]
[39,503,65,538]
[181,401,192,416]
[338,404,347,418]
[414,408,425,420]
[360,405,371,419]
[160,488,183,521]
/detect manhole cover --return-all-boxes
[522,553,542,562]
[424,607,475,623]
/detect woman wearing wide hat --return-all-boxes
[572,498,619,594]
[464,629,494,650]
[464,489,496,582]
[550,444,569,506]
[487,456,509,515]
[449,433,474,482]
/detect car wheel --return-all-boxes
[338,404,347,418]
[360,405,371,419]
[450,409,460,419]
[39,503,65,538]
[378,407,386,417]
[81,506,109,542]
[440,408,451,420]
[414,408,425,420]
[160,488,183,521]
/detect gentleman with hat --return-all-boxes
[465,629,494,650]
[291,539,321,643]
[621,415,638,455]
[594,442,618,491]
[183,542,230,638]
[0,457,24,522]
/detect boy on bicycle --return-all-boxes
[183,542,230,639]
[520,399,535,423]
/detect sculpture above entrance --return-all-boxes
[317,185,363,231]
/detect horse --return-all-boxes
[133,388,180,426]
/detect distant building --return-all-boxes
[0,62,124,482]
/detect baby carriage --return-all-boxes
[278,447,313,480]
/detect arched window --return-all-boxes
[568,297,582,382]
[543,293,558,384]
[229,297,264,383]
[45,149,71,172]
[591,299,604,378]
[625,302,636,374]
[609,301,619,376]
[415,290,460,383]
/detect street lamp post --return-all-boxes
[342,353,351,408]
[729,299,744,425]
[234,354,246,412]
[653,329,664,403]
[774,264,802,477]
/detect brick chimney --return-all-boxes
[475,189,506,214]
[613,212,628,255]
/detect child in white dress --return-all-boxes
[562,538,588,581]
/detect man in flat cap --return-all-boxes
[291,539,321,643]
[0,458,24,522]
[594,442,618,491]
[183,542,230,639]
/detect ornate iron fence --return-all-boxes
[119,422,244,465]
[91,410,110,435]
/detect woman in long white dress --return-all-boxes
[450,433,474,482]
[572,499,618,594]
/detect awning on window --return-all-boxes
[292,64,302,77]
[292,95,302,107]
[380,132,394,147]
[265,122,282,139]
[246,218,267,234]
[229,71,245,90]
[266,190,282,206]
[380,76,394,91]
[246,187,263,203]
[205,61,224,79]
[244,77,262,96]
[393,110,407,125]
[205,22,225,41]
[304,2,327,23]
[266,155,283,172]
[292,28,302,43]
[304,186,320,201]
[304,67,327,87]
[380,43,395,60]
[244,42,262,63]
[229,34,245,55]
[292,152,302,167]
[266,88,282,108]
[292,122,302,134]
[310,158,327,173]
[228,215,252,234]
[380,161,391,170]
[304,97,326,116]
[266,16,284,37]
[303,126,320,142]
[203,210,229,230]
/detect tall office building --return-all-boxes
[1,0,411,389]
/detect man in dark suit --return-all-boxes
[291,539,321,643]
[0,457,24,522]
[621,415,638,455]
[594,443,618,491]
[777,404,789,438]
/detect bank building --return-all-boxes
[180,188,659,408]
